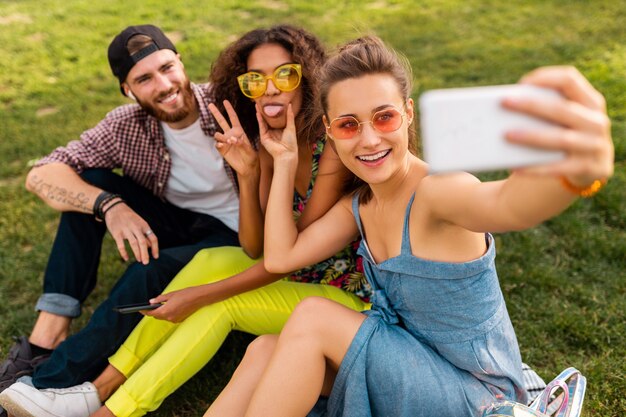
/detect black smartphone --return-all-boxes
[113,302,162,314]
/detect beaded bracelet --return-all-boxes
[560,177,607,198]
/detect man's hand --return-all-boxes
[104,201,159,264]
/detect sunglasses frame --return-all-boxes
[325,106,407,140]
[237,63,303,99]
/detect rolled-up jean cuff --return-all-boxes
[35,293,81,318]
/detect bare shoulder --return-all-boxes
[418,171,481,199]
[337,194,356,213]
[416,172,485,219]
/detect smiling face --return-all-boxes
[325,74,414,186]
[123,49,196,128]
[246,43,303,129]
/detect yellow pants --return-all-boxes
[105,246,369,417]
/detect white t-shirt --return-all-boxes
[161,119,239,232]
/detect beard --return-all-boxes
[137,79,195,123]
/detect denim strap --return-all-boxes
[400,193,416,255]
[351,192,365,239]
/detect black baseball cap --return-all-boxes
[108,24,177,95]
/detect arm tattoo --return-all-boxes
[28,174,91,212]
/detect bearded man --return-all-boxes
[0,25,248,409]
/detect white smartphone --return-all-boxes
[419,84,565,173]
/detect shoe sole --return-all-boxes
[0,390,55,417]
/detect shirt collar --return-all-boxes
[191,83,217,137]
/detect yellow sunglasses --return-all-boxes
[237,63,302,98]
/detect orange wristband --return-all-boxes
[560,177,607,198]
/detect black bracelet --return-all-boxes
[101,199,125,220]
[93,191,121,221]
[93,191,110,215]
[96,194,118,221]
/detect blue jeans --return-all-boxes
[31,169,239,388]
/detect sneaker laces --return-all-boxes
[48,384,94,394]
[0,337,49,387]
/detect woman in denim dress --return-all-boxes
[206,36,613,417]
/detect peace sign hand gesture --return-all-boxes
[208,100,259,178]
[257,103,298,163]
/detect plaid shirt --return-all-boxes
[36,83,238,198]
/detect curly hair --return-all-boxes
[209,25,326,146]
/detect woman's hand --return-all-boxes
[503,66,614,188]
[257,103,298,163]
[141,286,213,323]
[209,100,259,178]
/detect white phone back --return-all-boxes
[419,84,564,173]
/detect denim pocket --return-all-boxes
[429,313,520,379]
[436,336,491,375]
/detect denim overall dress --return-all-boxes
[321,193,528,417]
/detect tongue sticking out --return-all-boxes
[264,105,283,117]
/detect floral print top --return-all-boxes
[288,137,372,302]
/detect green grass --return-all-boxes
[0,0,624,415]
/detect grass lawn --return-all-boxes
[0,0,624,415]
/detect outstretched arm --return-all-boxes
[425,66,613,233]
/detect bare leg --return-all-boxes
[204,335,279,417]
[93,365,126,402]
[85,365,126,416]
[29,312,71,349]
[245,297,366,417]
[90,405,115,417]
[320,361,338,397]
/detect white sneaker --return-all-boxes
[0,381,101,417]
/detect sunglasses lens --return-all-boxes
[237,64,302,98]
[372,109,403,132]
[238,73,265,98]
[328,108,404,140]
[329,117,360,139]
[274,65,301,92]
